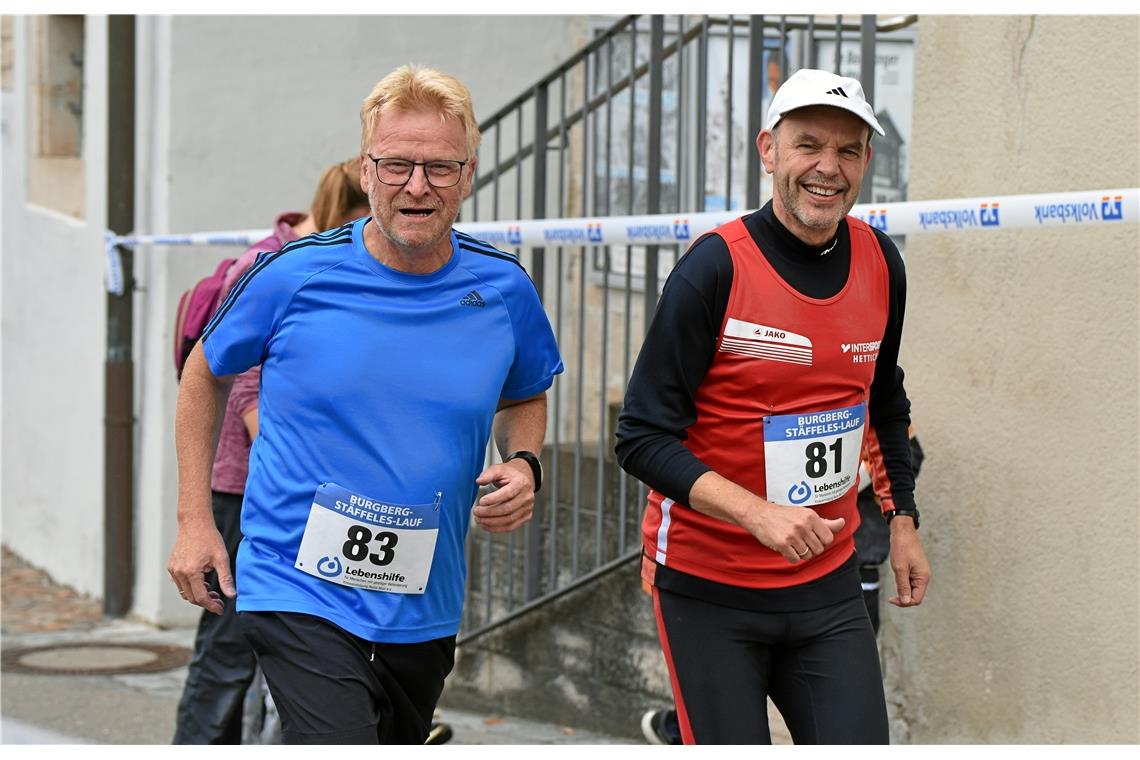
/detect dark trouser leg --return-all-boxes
[769,595,889,744]
[654,587,888,745]
[239,611,454,745]
[653,588,777,744]
[173,491,257,744]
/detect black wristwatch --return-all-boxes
[505,450,543,493]
[885,508,920,530]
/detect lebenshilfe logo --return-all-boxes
[317,556,343,578]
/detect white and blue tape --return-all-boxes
[103,188,1138,293]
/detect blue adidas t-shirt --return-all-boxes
[202,217,563,643]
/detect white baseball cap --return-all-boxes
[766,68,885,137]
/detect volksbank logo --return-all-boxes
[1102,195,1124,221]
[919,207,980,230]
[919,201,1001,230]
[544,223,602,244]
[673,218,691,240]
[979,202,1000,227]
[475,228,520,247]
[867,209,888,232]
[1033,196,1123,225]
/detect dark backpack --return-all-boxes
[173,257,236,380]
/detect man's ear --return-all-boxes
[758,130,776,175]
[461,155,477,202]
[359,153,371,194]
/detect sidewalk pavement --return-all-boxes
[0,546,635,746]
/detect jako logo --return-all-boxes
[506,225,523,245]
[867,209,888,232]
[979,202,1001,227]
[788,481,812,505]
[317,556,343,578]
[674,218,691,240]
[1102,195,1124,221]
[587,223,604,243]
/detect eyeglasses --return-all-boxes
[366,155,468,188]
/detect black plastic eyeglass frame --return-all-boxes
[366,155,468,188]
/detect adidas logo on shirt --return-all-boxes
[460,290,486,308]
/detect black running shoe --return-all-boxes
[640,709,682,745]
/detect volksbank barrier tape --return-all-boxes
[103,188,1137,294]
[459,187,1137,247]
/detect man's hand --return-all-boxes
[166,517,234,615]
[688,471,845,564]
[887,517,930,607]
[472,459,536,533]
[741,502,846,564]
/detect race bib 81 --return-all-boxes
[763,402,866,507]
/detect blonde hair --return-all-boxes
[359,64,481,158]
[310,158,369,232]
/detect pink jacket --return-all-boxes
[210,212,303,494]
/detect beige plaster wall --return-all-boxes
[885,15,1139,742]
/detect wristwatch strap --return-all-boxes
[505,450,542,493]
[884,508,920,530]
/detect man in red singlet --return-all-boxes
[616,68,930,745]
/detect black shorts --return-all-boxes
[239,611,455,744]
[653,585,888,744]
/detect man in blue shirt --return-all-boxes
[168,65,563,744]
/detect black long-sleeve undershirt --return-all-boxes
[615,200,916,514]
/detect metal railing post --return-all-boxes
[746,15,765,210]
[643,15,664,332]
[525,83,548,602]
[859,15,877,204]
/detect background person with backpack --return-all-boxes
[172,157,368,745]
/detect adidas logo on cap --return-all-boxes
[766,68,885,136]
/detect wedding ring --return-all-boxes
[796,547,810,557]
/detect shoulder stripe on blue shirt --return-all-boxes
[314,220,354,240]
[455,230,519,258]
[456,235,524,268]
[203,233,351,342]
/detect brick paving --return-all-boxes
[1,546,105,635]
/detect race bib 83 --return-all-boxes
[294,482,442,594]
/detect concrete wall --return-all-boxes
[886,15,1139,743]
[2,16,109,597]
[442,559,668,740]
